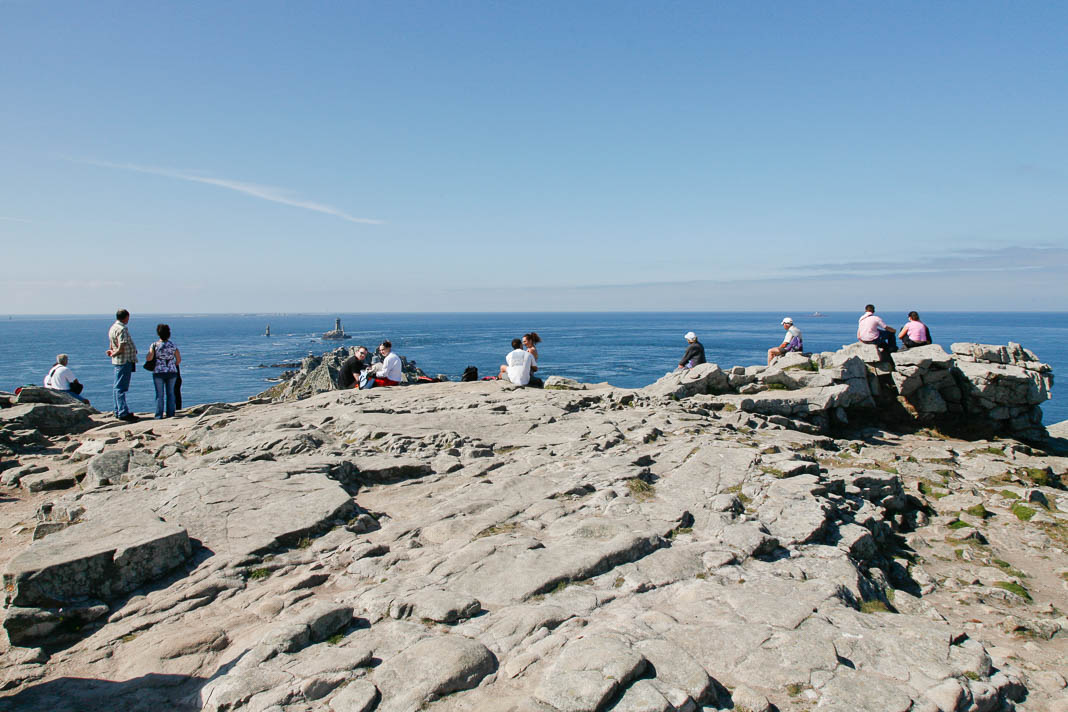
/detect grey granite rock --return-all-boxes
[3,505,191,642]
[642,363,729,399]
[0,402,96,436]
[13,385,96,408]
[535,635,647,711]
[84,448,157,488]
[373,635,496,711]
[328,680,379,712]
[1,371,1062,711]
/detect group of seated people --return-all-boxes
[336,333,545,390]
[499,332,541,386]
[337,341,403,390]
[684,307,935,371]
[337,310,934,392]
[857,305,932,355]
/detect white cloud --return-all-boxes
[0,216,32,223]
[67,158,383,225]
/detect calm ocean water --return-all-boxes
[1,312,1064,424]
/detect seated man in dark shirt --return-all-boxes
[679,331,706,369]
[338,346,370,389]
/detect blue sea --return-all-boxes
[1,312,1065,425]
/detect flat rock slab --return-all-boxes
[2,504,191,609]
[448,522,663,605]
[85,449,157,488]
[19,470,77,492]
[149,459,357,556]
[535,635,648,712]
[0,403,96,436]
[13,386,96,408]
[373,635,497,711]
[349,455,433,484]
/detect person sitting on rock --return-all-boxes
[338,346,370,389]
[361,341,402,389]
[767,318,804,365]
[857,305,897,355]
[43,353,89,404]
[523,332,541,373]
[678,331,706,370]
[898,311,933,349]
[501,338,535,386]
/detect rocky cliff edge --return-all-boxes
[0,345,1065,712]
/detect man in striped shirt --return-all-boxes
[106,308,138,422]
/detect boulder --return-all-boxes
[955,360,1051,408]
[2,504,191,612]
[535,635,647,712]
[19,469,77,493]
[373,635,496,711]
[892,344,953,369]
[952,343,1010,364]
[765,352,815,373]
[819,342,882,367]
[739,384,849,418]
[0,403,96,436]
[544,376,587,391]
[85,449,158,488]
[14,386,95,408]
[642,363,729,399]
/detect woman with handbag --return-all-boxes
[146,324,181,419]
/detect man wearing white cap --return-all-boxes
[767,318,804,365]
[678,331,706,369]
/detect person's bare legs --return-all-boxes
[767,347,784,366]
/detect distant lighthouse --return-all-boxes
[322,318,351,340]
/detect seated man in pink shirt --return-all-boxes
[857,305,897,355]
[898,311,932,349]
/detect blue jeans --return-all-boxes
[113,362,134,417]
[153,372,178,418]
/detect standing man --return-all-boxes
[106,308,138,422]
[767,317,804,365]
[678,331,706,370]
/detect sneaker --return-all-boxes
[120,414,139,423]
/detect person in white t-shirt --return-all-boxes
[767,318,804,366]
[501,338,535,386]
[43,354,89,404]
[361,340,403,388]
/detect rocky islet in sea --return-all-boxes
[0,342,1064,712]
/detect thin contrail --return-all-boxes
[67,157,383,225]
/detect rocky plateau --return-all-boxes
[0,342,1065,712]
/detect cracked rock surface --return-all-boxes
[1,378,1066,712]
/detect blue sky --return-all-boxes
[2,1,1066,313]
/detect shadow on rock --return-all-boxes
[0,672,208,712]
